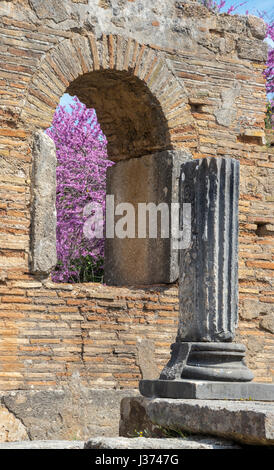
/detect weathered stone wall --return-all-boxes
[0,0,273,408]
[0,386,139,440]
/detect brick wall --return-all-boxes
[0,280,180,390]
[0,1,273,391]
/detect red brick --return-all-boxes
[246,261,274,270]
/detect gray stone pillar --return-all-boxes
[178,157,239,343]
[140,157,256,399]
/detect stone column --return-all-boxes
[178,157,239,343]
[140,157,255,399]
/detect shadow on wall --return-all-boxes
[67,70,172,162]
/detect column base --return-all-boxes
[139,379,274,401]
[160,342,254,382]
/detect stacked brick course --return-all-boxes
[0,0,273,395]
[0,279,179,390]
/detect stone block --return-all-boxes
[136,338,160,380]
[214,82,241,127]
[240,299,260,320]
[0,405,29,442]
[237,38,268,61]
[1,386,139,441]
[120,396,274,446]
[30,131,57,275]
[105,150,191,286]
[247,15,267,40]
[260,315,274,334]
[29,0,70,22]
[139,379,274,401]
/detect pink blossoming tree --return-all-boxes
[46,97,114,283]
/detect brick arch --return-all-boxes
[21,33,197,160]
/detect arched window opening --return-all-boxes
[31,66,192,287]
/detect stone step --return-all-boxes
[120,396,274,446]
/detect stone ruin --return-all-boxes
[0,0,273,443]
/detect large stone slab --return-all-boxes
[120,396,274,446]
[139,379,274,401]
[105,149,191,286]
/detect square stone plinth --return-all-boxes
[139,379,274,401]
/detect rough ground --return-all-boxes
[0,436,241,449]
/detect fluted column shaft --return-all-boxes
[177,157,239,343]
